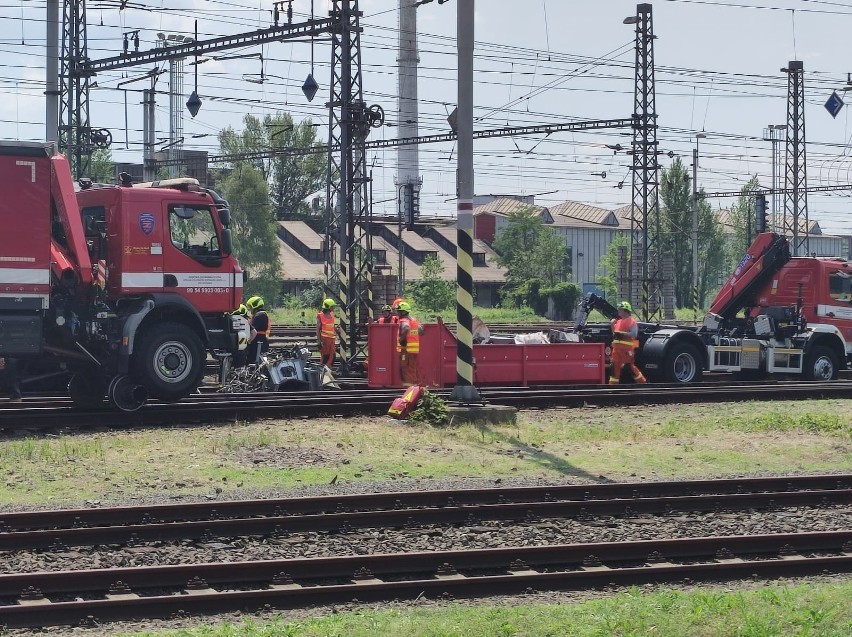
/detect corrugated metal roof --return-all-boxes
[279,240,324,281]
[473,197,548,217]
[278,220,323,250]
[550,201,619,226]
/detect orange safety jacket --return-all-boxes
[397,316,420,354]
[317,311,335,339]
[611,316,639,349]
[376,315,398,324]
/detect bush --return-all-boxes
[540,282,581,320]
[410,390,449,427]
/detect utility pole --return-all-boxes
[46,0,59,143]
[396,0,421,227]
[763,124,786,233]
[625,3,663,321]
[783,61,808,256]
[450,0,481,405]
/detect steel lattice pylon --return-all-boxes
[628,3,662,320]
[59,0,92,178]
[325,0,381,371]
[783,60,808,256]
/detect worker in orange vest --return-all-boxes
[317,298,337,368]
[391,296,405,321]
[376,304,397,324]
[609,301,647,384]
[397,301,422,386]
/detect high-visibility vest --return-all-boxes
[397,316,420,354]
[611,316,639,348]
[252,311,271,337]
[318,311,335,339]
[377,315,398,324]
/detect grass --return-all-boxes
[112,581,852,636]
[268,305,549,326]
[0,399,849,506]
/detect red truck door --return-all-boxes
[160,195,238,313]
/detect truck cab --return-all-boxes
[0,142,247,410]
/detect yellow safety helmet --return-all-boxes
[232,304,249,317]
[246,296,265,311]
[397,301,411,313]
[322,298,335,310]
[617,301,633,313]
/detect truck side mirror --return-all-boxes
[218,208,231,228]
[220,228,233,256]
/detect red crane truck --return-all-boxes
[575,231,852,383]
[0,141,247,410]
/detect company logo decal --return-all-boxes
[139,212,156,236]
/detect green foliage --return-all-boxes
[595,232,630,300]
[500,279,579,319]
[219,112,325,220]
[540,281,581,319]
[409,389,449,427]
[217,163,282,305]
[660,157,729,308]
[89,148,114,183]
[410,255,455,312]
[493,207,569,290]
[725,175,762,274]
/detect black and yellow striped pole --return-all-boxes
[449,0,481,404]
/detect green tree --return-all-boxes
[90,148,115,183]
[660,158,728,308]
[595,232,630,300]
[724,176,761,274]
[219,113,325,220]
[411,255,454,312]
[492,207,569,289]
[217,164,282,304]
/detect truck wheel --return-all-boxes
[803,345,838,381]
[662,342,703,384]
[132,323,204,401]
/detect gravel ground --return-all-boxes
[0,472,849,637]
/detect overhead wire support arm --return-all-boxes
[700,184,852,199]
[84,18,335,74]
[151,117,635,167]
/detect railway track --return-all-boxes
[0,475,849,628]
[1,474,847,550]
[2,379,852,430]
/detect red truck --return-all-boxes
[0,141,247,410]
[576,231,852,383]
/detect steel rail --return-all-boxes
[1,530,849,628]
[2,381,852,429]
[1,475,847,550]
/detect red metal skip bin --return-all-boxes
[368,318,605,389]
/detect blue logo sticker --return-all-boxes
[139,212,155,236]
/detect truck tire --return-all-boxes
[803,345,839,381]
[132,322,205,401]
[661,342,703,384]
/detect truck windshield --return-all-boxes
[829,271,852,302]
[168,204,220,263]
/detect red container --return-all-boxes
[368,318,605,388]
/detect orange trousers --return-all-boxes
[609,345,647,384]
[400,352,419,386]
[320,337,336,368]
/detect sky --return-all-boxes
[4,0,852,233]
